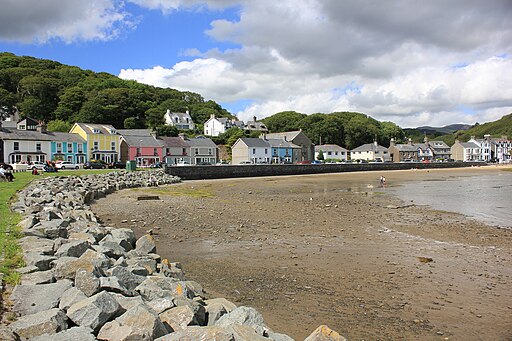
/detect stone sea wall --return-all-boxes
[5,170,344,341]
[165,161,486,180]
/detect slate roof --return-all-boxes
[267,139,301,149]
[265,131,302,141]
[159,136,189,148]
[0,128,85,143]
[187,136,217,148]
[393,143,418,152]
[315,144,348,152]
[239,138,271,148]
[460,142,480,149]
[117,129,164,147]
[351,142,388,152]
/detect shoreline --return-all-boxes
[93,166,512,340]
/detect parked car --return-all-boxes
[296,160,311,165]
[108,161,125,169]
[196,161,212,166]
[176,160,190,166]
[83,161,107,169]
[150,162,163,168]
[27,161,45,170]
[239,160,252,165]
[311,160,323,164]
[56,161,80,170]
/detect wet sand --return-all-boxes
[93,166,512,340]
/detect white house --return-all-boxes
[203,114,243,137]
[315,144,348,162]
[231,137,271,164]
[164,110,195,130]
[492,136,512,163]
[450,140,480,162]
[350,141,389,161]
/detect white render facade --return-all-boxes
[315,144,348,162]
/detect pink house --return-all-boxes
[117,129,164,167]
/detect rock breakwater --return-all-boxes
[5,170,344,340]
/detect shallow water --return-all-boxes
[393,172,512,228]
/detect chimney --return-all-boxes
[186,110,189,115]
[178,133,187,140]
[253,116,257,123]
[374,140,378,147]
[501,135,508,140]
[389,138,396,147]
[470,135,475,140]
[37,121,47,133]
[210,114,215,119]
[408,137,413,146]
[455,139,460,144]
[151,129,159,139]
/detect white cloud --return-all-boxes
[0,0,134,43]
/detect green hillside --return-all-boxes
[0,52,233,132]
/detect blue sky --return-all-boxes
[1,0,511,128]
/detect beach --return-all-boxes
[93,166,512,340]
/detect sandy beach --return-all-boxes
[93,166,512,340]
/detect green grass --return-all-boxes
[0,169,118,284]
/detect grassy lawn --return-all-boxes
[0,169,115,284]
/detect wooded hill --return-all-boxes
[0,52,233,133]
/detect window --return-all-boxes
[265,148,268,154]
[93,141,99,150]
[208,149,212,155]
[56,143,62,152]
[36,143,41,152]
[78,144,83,153]
[68,143,72,151]
[252,148,256,154]
[153,148,157,155]
[14,142,19,151]
[19,125,25,130]
[182,148,187,155]
[111,142,116,151]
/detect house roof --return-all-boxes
[351,142,388,152]
[460,142,480,149]
[74,123,117,135]
[0,128,85,143]
[393,143,417,152]
[238,138,270,148]
[117,129,164,147]
[159,136,189,148]
[267,138,301,149]
[265,131,302,141]
[187,136,217,148]
[315,144,347,152]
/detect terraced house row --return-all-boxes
[0,118,219,167]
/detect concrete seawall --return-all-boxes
[165,162,486,180]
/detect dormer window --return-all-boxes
[93,128,100,134]
[110,129,116,135]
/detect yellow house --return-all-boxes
[70,123,120,163]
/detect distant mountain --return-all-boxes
[414,123,472,135]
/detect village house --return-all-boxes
[350,141,389,161]
[164,109,195,130]
[0,119,86,165]
[160,134,218,165]
[417,137,451,161]
[117,129,164,167]
[231,137,271,164]
[265,130,315,162]
[450,140,481,162]
[492,136,511,163]
[315,144,348,162]
[266,137,301,164]
[160,135,191,165]
[70,123,120,164]
[203,114,244,137]
[388,138,419,162]
[244,116,268,134]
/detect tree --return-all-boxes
[157,125,179,137]
[47,119,72,132]
[145,108,165,129]
[54,86,85,121]
[317,150,324,161]
[0,87,17,120]
[262,111,306,132]
[380,121,405,146]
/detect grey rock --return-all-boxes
[92,242,127,259]
[227,324,269,341]
[267,331,295,341]
[30,326,96,341]
[75,268,101,297]
[97,304,168,341]
[17,265,40,275]
[205,298,237,326]
[105,266,146,290]
[21,269,55,285]
[135,234,157,254]
[29,219,70,239]
[154,326,234,341]
[159,305,196,332]
[110,228,136,247]
[135,277,189,301]
[216,307,269,336]
[173,297,206,326]
[126,257,157,275]
[17,215,39,230]
[59,287,88,311]
[67,291,121,332]
[11,280,72,315]
[23,253,57,271]
[146,297,175,314]
[68,232,96,244]
[10,308,68,340]
[99,276,132,296]
[54,240,90,258]
[53,249,111,280]
[19,236,53,255]
[110,293,144,311]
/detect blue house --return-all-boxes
[267,138,301,164]
[50,132,88,164]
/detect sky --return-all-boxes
[1,0,511,128]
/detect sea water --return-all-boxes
[392,172,512,228]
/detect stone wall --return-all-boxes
[5,170,345,340]
[165,162,487,180]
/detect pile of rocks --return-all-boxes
[6,170,345,340]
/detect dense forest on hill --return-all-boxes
[0,52,233,133]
